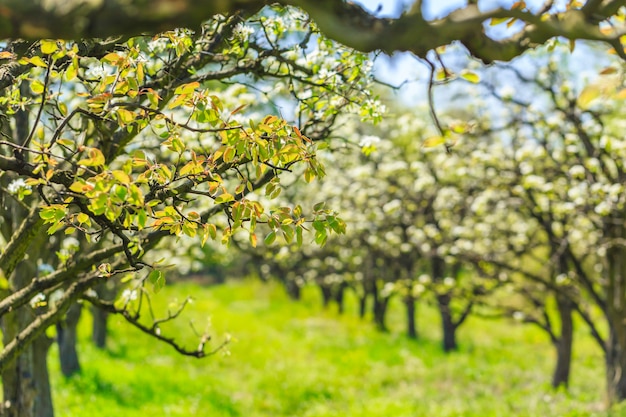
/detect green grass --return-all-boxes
[47,280,615,416]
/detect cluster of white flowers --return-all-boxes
[359,135,381,148]
[29,293,46,308]
[7,178,31,195]
[233,23,255,42]
[121,289,138,302]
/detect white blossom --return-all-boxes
[29,293,46,308]
[7,178,31,195]
[233,23,255,41]
[121,289,138,302]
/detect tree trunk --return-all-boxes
[438,292,457,352]
[91,304,109,349]
[319,284,332,308]
[358,294,367,319]
[1,262,54,417]
[606,325,626,403]
[372,286,389,332]
[552,294,573,388]
[91,281,116,349]
[605,223,626,403]
[432,257,457,351]
[57,303,82,377]
[334,283,346,315]
[285,279,301,301]
[405,296,417,339]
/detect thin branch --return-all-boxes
[84,295,228,358]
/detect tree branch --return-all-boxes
[1,1,623,62]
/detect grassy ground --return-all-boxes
[48,280,616,416]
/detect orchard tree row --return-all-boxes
[243,50,626,403]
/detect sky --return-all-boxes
[347,0,469,104]
[346,0,604,105]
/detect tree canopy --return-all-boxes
[3,0,626,62]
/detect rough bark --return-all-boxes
[0,1,623,63]
[57,303,82,377]
[606,325,626,404]
[605,223,626,403]
[1,262,54,417]
[552,294,573,388]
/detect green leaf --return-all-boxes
[264,231,276,245]
[47,220,64,235]
[40,207,56,220]
[148,269,165,293]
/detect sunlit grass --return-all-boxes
[48,279,610,416]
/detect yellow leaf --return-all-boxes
[40,40,58,55]
[215,193,234,204]
[422,136,446,148]
[174,82,199,95]
[506,18,518,28]
[112,170,131,184]
[460,70,480,84]
[168,94,187,109]
[600,67,618,75]
[180,161,201,176]
[490,17,509,26]
[102,52,122,64]
[116,108,136,125]
[578,85,601,108]
[28,56,47,68]
[69,181,93,193]
[78,148,106,167]
[30,80,45,94]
